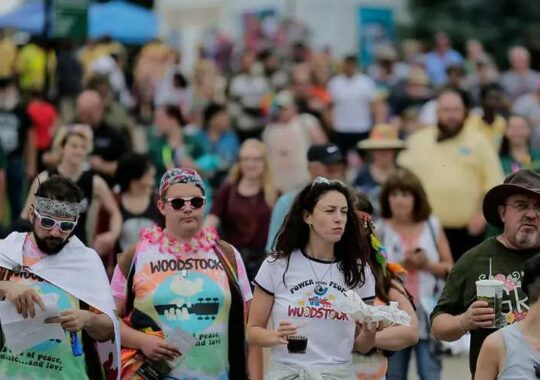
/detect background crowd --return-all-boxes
[0,23,539,378]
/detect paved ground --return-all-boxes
[408,354,470,380]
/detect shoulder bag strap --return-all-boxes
[213,240,247,379]
[214,240,238,285]
[426,218,440,255]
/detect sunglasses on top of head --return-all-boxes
[311,176,347,188]
[164,196,206,210]
[33,209,78,233]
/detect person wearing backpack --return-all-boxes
[110,167,261,379]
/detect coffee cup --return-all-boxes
[476,279,504,328]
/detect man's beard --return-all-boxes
[32,225,71,255]
[437,120,464,141]
[515,231,539,249]
[514,223,540,249]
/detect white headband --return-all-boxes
[35,196,87,218]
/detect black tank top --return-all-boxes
[47,168,94,244]
[117,193,163,251]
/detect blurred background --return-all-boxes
[0,1,537,378]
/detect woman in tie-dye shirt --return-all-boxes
[111,168,257,380]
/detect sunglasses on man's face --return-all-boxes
[164,196,206,210]
[34,210,78,233]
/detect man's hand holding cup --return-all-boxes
[460,300,496,332]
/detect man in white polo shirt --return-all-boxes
[328,55,378,155]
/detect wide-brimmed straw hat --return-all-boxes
[483,169,540,227]
[357,124,406,150]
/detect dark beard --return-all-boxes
[32,225,70,255]
[437,120,464,141]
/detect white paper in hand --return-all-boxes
[163,325,198,368]
[337,290,411,327]
[0,293,65,354]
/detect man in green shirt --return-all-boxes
[431,169,540,376]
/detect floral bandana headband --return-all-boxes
[159,168,205,198]
[35,196,87,218]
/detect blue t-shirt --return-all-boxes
[424,49,463,85]
[193,130,239,171]
[265,191,298,252]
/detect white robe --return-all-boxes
[0,232,121,379]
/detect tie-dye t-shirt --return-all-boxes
[0,236,88,380]
[111,226,252,380]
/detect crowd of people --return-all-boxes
[0,26,538,379]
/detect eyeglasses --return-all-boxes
[34,210,78,233]
[164,196,206,210]
[311,176,347,188]
[506,201,540,214]
[239,156,264,163]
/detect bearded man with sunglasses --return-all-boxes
[111,167,261,380]
[0,175,121,379]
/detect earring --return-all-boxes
[308,223,313,230]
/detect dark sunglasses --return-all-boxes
[34,210,78,233]
[164,196,206,210]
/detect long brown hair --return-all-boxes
[273,180,370,289]
[228,139,278,207]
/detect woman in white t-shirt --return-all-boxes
[247,177,379,379]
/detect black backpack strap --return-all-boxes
[213,241,247,379]
[125,258,136,316]
[215,240,238,284]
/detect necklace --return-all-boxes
[306,253,334,296]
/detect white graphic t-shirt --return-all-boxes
[254,250,376,368]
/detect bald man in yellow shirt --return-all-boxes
[399,90,504,261]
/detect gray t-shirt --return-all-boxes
[501,69,540,101]
[498,323,540,379]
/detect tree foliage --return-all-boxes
[404,0,540,68]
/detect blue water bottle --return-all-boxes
[70,332,83,356]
